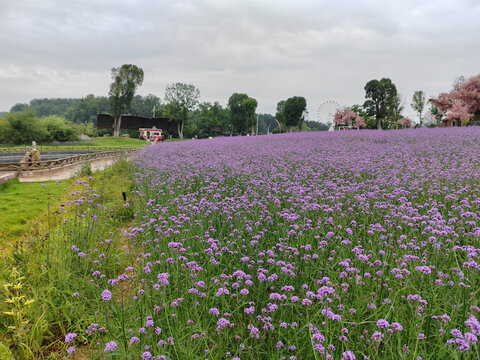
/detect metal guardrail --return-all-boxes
[0,149,138,172]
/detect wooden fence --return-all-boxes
[0,149,138,172]
[0,146,137,154]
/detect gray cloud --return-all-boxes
[1,0,479,121]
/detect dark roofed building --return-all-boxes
[97,114,178,134]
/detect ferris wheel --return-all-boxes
[317,100,341,124]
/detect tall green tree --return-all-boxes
[429,105,445,127]
[242,98,258,135]
[11,99,78,117]
[190,101,230,138]
[28,98,78,117]
[387,95,404,129]
[108,64,144,137]
[275,100,286,128]
[274,100,286,132]
[164,83,200,139]
[411,90,426,127]
[283,96,307,132]
[363,78,397,130]
[304,120,330,131]
[130,94,162,117]
[10,103,29,112]
[228,93,249,134]
[256,113,272,134]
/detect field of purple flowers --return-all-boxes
[61,128,480,359]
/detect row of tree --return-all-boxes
[338,74,480,130]
[342,78,426,130]
[6,64,313,139]
[7,64,478,141]
[107,65,310,138]
[105,65,440,134]
[9,95,159,125]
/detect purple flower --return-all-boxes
[244,306,255,315]
[209,307,220,316]
[248,324,260,339]
[67,346,75,354]
[371,331,384,343]
[376,319,389,328]
[65,333,77,343]
[216,287,230,297]
[342,351,356,360]
[216,317,233,332]
[465,315,480,336]
[101,289,112,301]
[157,272,170,286]
[302,298,313,306]
[104,341,117,352]
[391,322,403,331]
[415,266,434,274]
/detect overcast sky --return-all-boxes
[1,0,479,121]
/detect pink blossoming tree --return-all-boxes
[334,108,366,129]
[398,117,414,128]
[431,74,480,125]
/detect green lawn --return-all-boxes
[77,136,147,148]
[0,136,147,152]
[0,136,144,253]
[0,179,71,256]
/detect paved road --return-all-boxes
[0,172,16,184]
[18,158,120,182]
[0,151,90,164]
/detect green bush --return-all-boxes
[76,122,96,137]
[97,128,113,137]
[0,112,48,144]
[39,116,79,142]
[0,112,79,144]
[0,117,9,143]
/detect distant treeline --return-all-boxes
[1,94,330,143]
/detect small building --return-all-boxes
[442,113,480,127]
[442,118,461,127]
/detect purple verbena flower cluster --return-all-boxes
[63,129,480,358]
